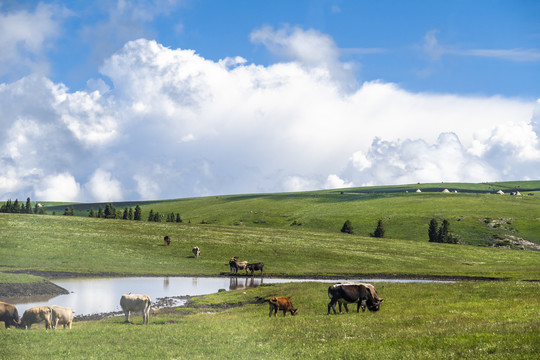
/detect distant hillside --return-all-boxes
[40,180,540,249]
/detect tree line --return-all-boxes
[0,198,46,214]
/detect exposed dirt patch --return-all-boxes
[0,280,69,299]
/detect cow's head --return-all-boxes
[366,298,384,312]
[291,308,298,316]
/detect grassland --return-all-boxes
[1,281,538,359]
[0,181,539,359]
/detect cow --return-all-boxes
[246,262,264,276]
[333,282,381,313]
[120,294,151,325]
[164,235,171,246]
[229,256,239,273]
[51,306,75,330]
[269,297,298,317]
[231,258,249,275]
[0,302,20,329]
[327,283,383,315]
[20,306,53,329]
[192,246,201,258]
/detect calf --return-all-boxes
[120,294,152,325]
[51,306,75,329]
[269,297,298,317]
[21,306,53,329]
[0,302,20,329]
[164,235,171,246]
[246,262,264,276]
[192,246,201,258]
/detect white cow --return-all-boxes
[120,294,151,324]
[51,305,75,329]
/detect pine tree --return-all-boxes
[176,213,182,223]
[123,208,129,220]
[428,218,439,242]
[89,208,95,217]
[371,219,385,238]
[148,210,154,222]
[438,219,450,243]
[128,207,134,220]
[134,205,141,220]
[26,197,33,214]
[97,206,104,218]
[341,220,354,234]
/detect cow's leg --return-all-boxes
[283,309,287,317]
[269,305,273,317]
[343,303,349,313]
[328,299,337,315]
[124,310,130,323]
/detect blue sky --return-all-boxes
[1,1,539,201]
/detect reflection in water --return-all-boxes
[9,276,449,316]
[229,276,263,290]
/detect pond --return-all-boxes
[11,276,449,316]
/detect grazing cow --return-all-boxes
[164,235,171,246]
[192,246,201,258]
[327,283,383,315]
[21,306,53,329]
[231,258,249,275]
[0,302,20,329]
[334,283,381,313]
[51,306,75,330]
[246,262,264,276]
[269,297,298,317]
[120,294,151,324]
[229,256,239,273]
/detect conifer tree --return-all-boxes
[97,206,104,218]
[428,218,439,242]
[134,205,141,220]
[341,220,354,234]
[371,219,385,238]
[148,210,154,222]
[89,208,95,217]
[26,197,33,214]
[128,207,134,220]
[176,213,182,223]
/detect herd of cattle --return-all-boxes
[0,282,383,329]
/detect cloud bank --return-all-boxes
[1,27,539,201]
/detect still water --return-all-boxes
[11,276,446,316]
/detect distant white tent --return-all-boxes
[497,190,504,195]
[453,190,458,193]
[442,189,450,193]
[416,189,422,193]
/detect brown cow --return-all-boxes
[164,235,171,246]
[21,306,53,329]
[246,262,264,276]
[51,305,75,329]
[0,302,20,329]
[269,297,298,317]
[327,283,384,315]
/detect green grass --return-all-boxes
[42,180,540,247]
[1,281,538,359]
[1,180,539,359]
[1,213,539,280]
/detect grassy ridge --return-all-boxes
[1,281,538,359]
